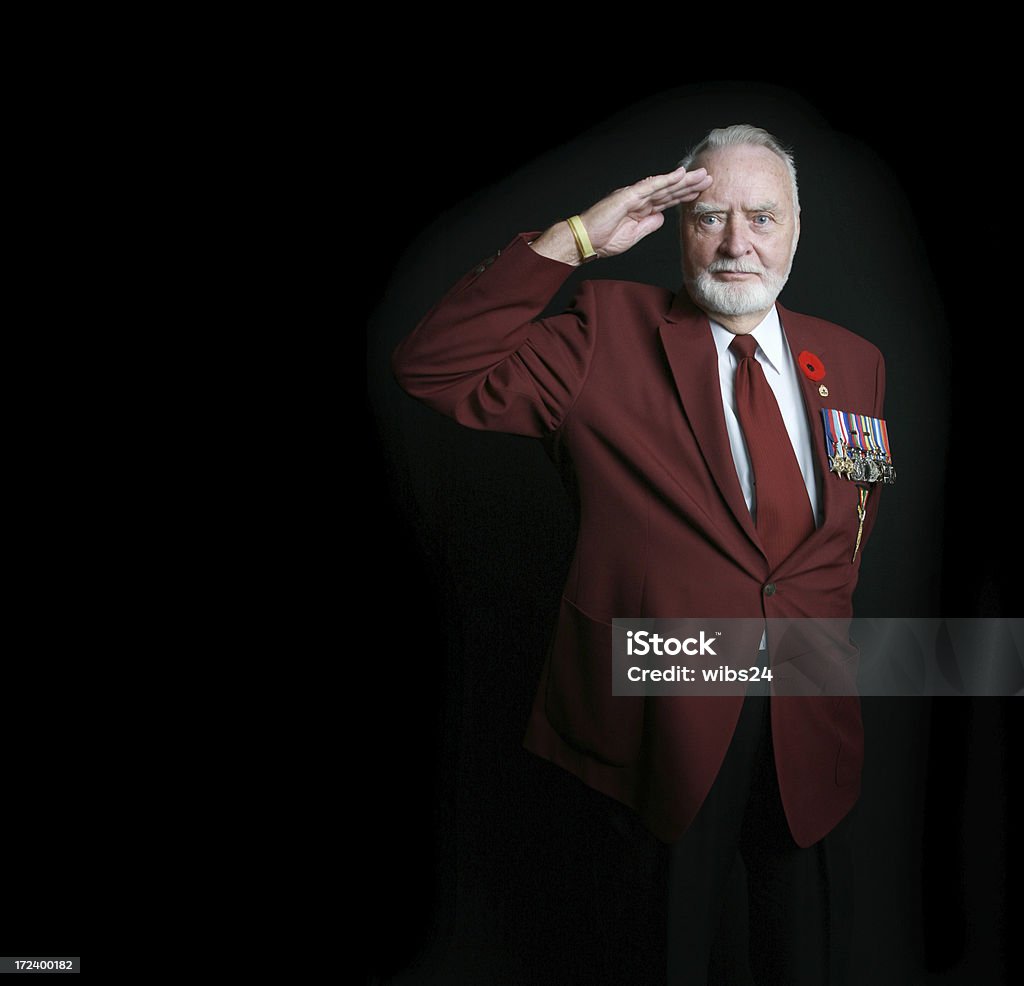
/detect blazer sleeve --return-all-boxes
[391,232,598,437]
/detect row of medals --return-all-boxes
[829,441,896,485]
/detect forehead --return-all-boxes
[690,144,793,210]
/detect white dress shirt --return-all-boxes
[709,307,821,529]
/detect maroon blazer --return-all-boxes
[392,232,885,847]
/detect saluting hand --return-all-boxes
[531,166,713,266]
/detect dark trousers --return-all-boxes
[667,690,856,986]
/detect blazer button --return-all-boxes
[763,582,777,596]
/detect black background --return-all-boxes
[364,77,1019,984]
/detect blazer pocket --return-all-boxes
[544,597,645,767]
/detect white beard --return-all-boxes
[686,258,793,318]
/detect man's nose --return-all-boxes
[718,218,752,258]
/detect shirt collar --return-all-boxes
[709,305,786,375]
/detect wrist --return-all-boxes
[565,215,598,263]
[529,220,589,267]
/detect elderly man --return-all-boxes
[393,125,888,985]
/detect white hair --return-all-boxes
[679,124,799,211]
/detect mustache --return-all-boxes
[705,260,766,275]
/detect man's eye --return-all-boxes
[699,215,720,226]
[754,215,772,225]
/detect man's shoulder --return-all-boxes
[578,278,676,315]
[778,303,884,363]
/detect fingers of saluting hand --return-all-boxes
[633,166,713,212]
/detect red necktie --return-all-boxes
[729,334,815,567]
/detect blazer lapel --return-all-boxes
[776,304,838,531]
[659,293,766,561]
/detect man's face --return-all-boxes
[680,144,800,319]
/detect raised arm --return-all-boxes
[392,167,712,437]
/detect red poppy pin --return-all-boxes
[797,351,826,381]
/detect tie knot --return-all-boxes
[729,333,758,361]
